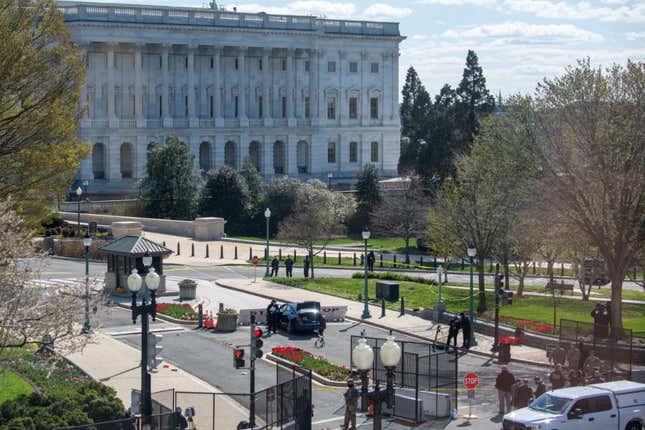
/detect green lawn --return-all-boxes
[232,235,416,253]
[271,277,645,332]
[0,366,33,404]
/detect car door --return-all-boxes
[564,399,588,430]
[580,395,617,428]
[278,304,290,328]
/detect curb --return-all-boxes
[115,302,198,326]
[213,281,548,368]
[265,353,348,387]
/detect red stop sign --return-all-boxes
[463,373,478,390]
[253,256,259,266]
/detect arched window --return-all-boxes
[92,143,105,179]
[199,141,212,172]
[371,141,379,162]
[120,142,134,178]
[297,140,308,174]
[249,141,262,172]
[349,141,358,163]
[273,141,285,174]
[327,142,336,164]
[225,141,237,168]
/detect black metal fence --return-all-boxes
[559,318,633,378]
[349,335,458,423]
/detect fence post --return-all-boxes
[360,254,364,267]
[400,297,405,316]
[461,258,464,270]
[191,243,195,257]
[420,256,423,268]
[249,247,252,260]
[206,244,209,258]
[353,253,356,266]
[235,246,238,260]
[434,255,437,267]
[380,253,383,268]
[533,261,537,274]
[560,263,564,276]
[323,251,326,265]
[393,255,397,267]
[381,297,385,318]
[220,245,223,259]
[177,242,180,255]
[279,249,282,260]
[338,252,341,265]
[294,249,297,263]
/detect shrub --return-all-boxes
[156,303,196,320]
[272,347,350,381]
[351,271,437,286]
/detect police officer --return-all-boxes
[343,379,360,430]
[266,299,279,334]
[446,316,460,351]
[284,256,294,277]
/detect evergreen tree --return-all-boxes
[240,155,266,213]
[399,67,432,173]
[455,50,495,153]
[199,165,251,234]
[140,136,199,220]
[351,164,381,232]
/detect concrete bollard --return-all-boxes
[400,297,405,316]
[338,252,341,265]
[206,244,209,258]
[293,249,297,263]
[191,243,195,257]
[353,253,356,266]
[381,297,386,318]
[235,246,238,260]
[393,255,397,267]
[220,245,224,259]
[380,254,383,268]
[279,249,282,260]
[323,251,327,264]
[249,247,252,260]
[177,242,180,255]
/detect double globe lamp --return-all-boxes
[352,335,402,429]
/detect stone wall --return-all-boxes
[59,199,143,216]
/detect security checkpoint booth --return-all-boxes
[99,235,173,295]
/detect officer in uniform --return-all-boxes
[343,379,360,430]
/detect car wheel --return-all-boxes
[627,422,643,430]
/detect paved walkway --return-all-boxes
[64,331,245,429]
[214,278,550,365]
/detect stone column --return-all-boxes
[136,135,147,179]
[263,139,273,175]
[338,50,345,125]
[239,135,250,170]
[106,43,117,128]
[361,50,370,126]
[287,134,297,175]
[392,51,400,121]
[200,53,208,119]
[80,157,92,180]
[382,51,391,124]
[189,135,200,170]
[214,47,223,127]
[135,43,145,128]
[286,48,296,127]
[107,137,121,180]
[316,49,325,126]
[214,134,225,168]
[188,44,198,128]
[162,44,172,127]
[309,49,318,125]
[238,47,248,127]
[262,48,272,127]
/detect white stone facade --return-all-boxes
[61,2,403,195]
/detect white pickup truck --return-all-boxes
[502,380,644,430]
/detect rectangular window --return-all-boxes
[327,97,336,119]
[371,62,379,73]
[304,61,310,72]
[210,95,214,118]
[281,96,287,118]
[327,61,336,73]
[327,142,336,164]
[349,141,358,163]
[371,141,379,162]
[234,96,238,118]
[159,95,162,117]
[210,57,214,68]
[185,56,188,68]
[184,95,188,117]
[259,96,263,118]
[259,58,263,70]
[159,56,162,68]
[370,97,379,119]
[349,97,358,119]
[349,62,358,73]
[305,97,310,118]
[235,58,239,70]
[281,59,287,71]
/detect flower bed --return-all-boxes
[499,315,557,333]
[156,303,197,320]
[272,347,350,381]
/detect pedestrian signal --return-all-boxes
[252,328,263,359]
[234,348,245,369]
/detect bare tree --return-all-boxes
[537,60,645,330]
[0,199,89,355]
[277,181,355,279]
[371,177,429,265]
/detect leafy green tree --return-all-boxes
[277,180,355,278]
[262,178,304,237]
[399,67,432,173]
[454,50,495,154]
[240,155,266,209]
[140,136,200,220]
[199,165,251,234]
[351,164,381,233]
[0,0,87,226]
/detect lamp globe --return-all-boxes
[380,335,402,368]
[145,267,160,291]
[127,269,142,293]
[352,337,374,371]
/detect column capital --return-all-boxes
[286,47,295,57]
[212,45,223,54]
[262,47,272,56]
[188,40,198,50]
[238,46,248,55]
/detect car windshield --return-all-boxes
[297,302,320,310]
[529,394,572,414]
[297,308,319,314]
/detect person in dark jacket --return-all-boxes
[533,376,546,399]
[303,255,311,278]
[446,317,460,351]
[495,366,515,414]
[568,368,583,387]
[174,407,188,430]
[460,312,471,348]
[515,379,534,409]
[549,365,566,390]
[270,256,279,277]
[266,299,280,334]
[284,256,294,277]
[367,251,376,272]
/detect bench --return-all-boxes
[545,282,575,295]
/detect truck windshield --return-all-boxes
[529,394,572,414]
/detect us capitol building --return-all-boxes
[61,2,403,196]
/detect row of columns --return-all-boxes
[85,43,399,127]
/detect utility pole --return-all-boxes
[249,315,256,428]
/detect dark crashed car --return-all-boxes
[278,301,326,333]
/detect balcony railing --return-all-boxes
[59,3,400,36]
[119,118,136,128]
[146,119,162,128]
[199,119,215,128]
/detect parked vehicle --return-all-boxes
[278,301,326,334]
[502,380,644,430]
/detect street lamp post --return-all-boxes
[76,186,83,238]
[264,208,271,277]
[351,335,402,430]
[126,254,160,421]
[467,245,477,347]
[361,228,371,319]
[81,234,93,334]
[327,172,333,189]
[435,265,445,313]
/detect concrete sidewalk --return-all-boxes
[64,332,246,428]
[215,278,551,365]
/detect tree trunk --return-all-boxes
[609,272,624,332]
[503,253,510,293]
[477,256,486,312]
[405,237,410,266]
[517,262,528,298]
[309,248,315,279]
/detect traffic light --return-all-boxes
[234,348,245,369]
[147,333,163,369]
[252,328,263,359]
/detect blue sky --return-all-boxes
[83,0,645,97]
